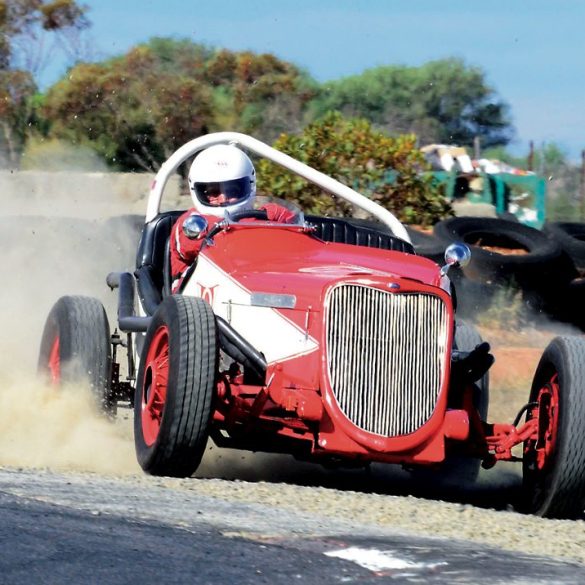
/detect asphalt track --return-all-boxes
[0,468,583,585]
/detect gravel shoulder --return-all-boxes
[154,471,585,565]
[0,463,584,568]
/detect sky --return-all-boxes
[41,0,585,161]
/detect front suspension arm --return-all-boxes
[483,418,539,467]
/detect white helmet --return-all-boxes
[188,144,256,218]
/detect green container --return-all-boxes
[431,170,546,228]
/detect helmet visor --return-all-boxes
[194,177,252,207]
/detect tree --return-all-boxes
[0,69,35,164]
[41,53,214,171]
[1,0,89,69]
[257,112,451,226]
[483,142,571,178]
[309,59,512,149]
[41,39,317,170]
[529,144,579,221]
[203,48,317,143]
[0,0,89,166]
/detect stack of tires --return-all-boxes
[542,222,585,330]
[410,217,580,324]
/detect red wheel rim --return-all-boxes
[531,373,560,471]
[48,336,60,384]
[141,326,170,446]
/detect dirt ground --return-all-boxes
[476,323,577,424]
[487,346,542,423]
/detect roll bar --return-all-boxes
[146,132,411,244]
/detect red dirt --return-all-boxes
[476,325,568,423]
[487,346,541,424]
[490,347,542,391]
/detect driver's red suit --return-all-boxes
[170,202,295,293]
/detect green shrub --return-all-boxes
[257,112,451,226]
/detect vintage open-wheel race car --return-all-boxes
[38,132,585,519]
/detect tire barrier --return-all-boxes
[544,276,585,331]
[405,227,448,265]
[432,217,578,314]
[542,222,585,271]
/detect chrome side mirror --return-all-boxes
[182,214,208,240]
[441,242,471,275]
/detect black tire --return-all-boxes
[410,321,489,489]
[497,211,519,223]
[405,226,447,264]
[433,217,576,290]
[454,320,489,420]
[522,336,585,519]
[38,295,114,415]
[134,295,217,477]
[543,222,585,271]
[541,276,585,330]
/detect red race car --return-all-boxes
[39,133,585,519]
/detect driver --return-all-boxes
[170,144,295,292]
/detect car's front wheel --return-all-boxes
[134,295,217,477]
[521,336,585,518]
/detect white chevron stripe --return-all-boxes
[182,255,318,364]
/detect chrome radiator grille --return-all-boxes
[326,284,449,437]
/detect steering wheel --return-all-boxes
[228,209,268,222]
[205,209,270,240]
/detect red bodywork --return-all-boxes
[181,223,539,468]
[183,224,471,466]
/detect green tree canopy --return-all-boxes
[42,51,215,170]
[482,143,573,176]
[257,112,451,226]
[309,59,512,149]
[40,38,317,170]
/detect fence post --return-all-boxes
[473,136,481,160]
[581,149,585,220]
[527,141,534,171]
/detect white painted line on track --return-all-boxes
[325,546,447,573]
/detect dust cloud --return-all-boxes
[0,169,140,475]
[0,374,137,474]
[0,167,306,481]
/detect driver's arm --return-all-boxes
[260,202,296,223]
[170,212,207,292]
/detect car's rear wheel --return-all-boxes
[521,336,585,518]
[134,295,217,477]
[38,295,115,416]
[454,320,490,420]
